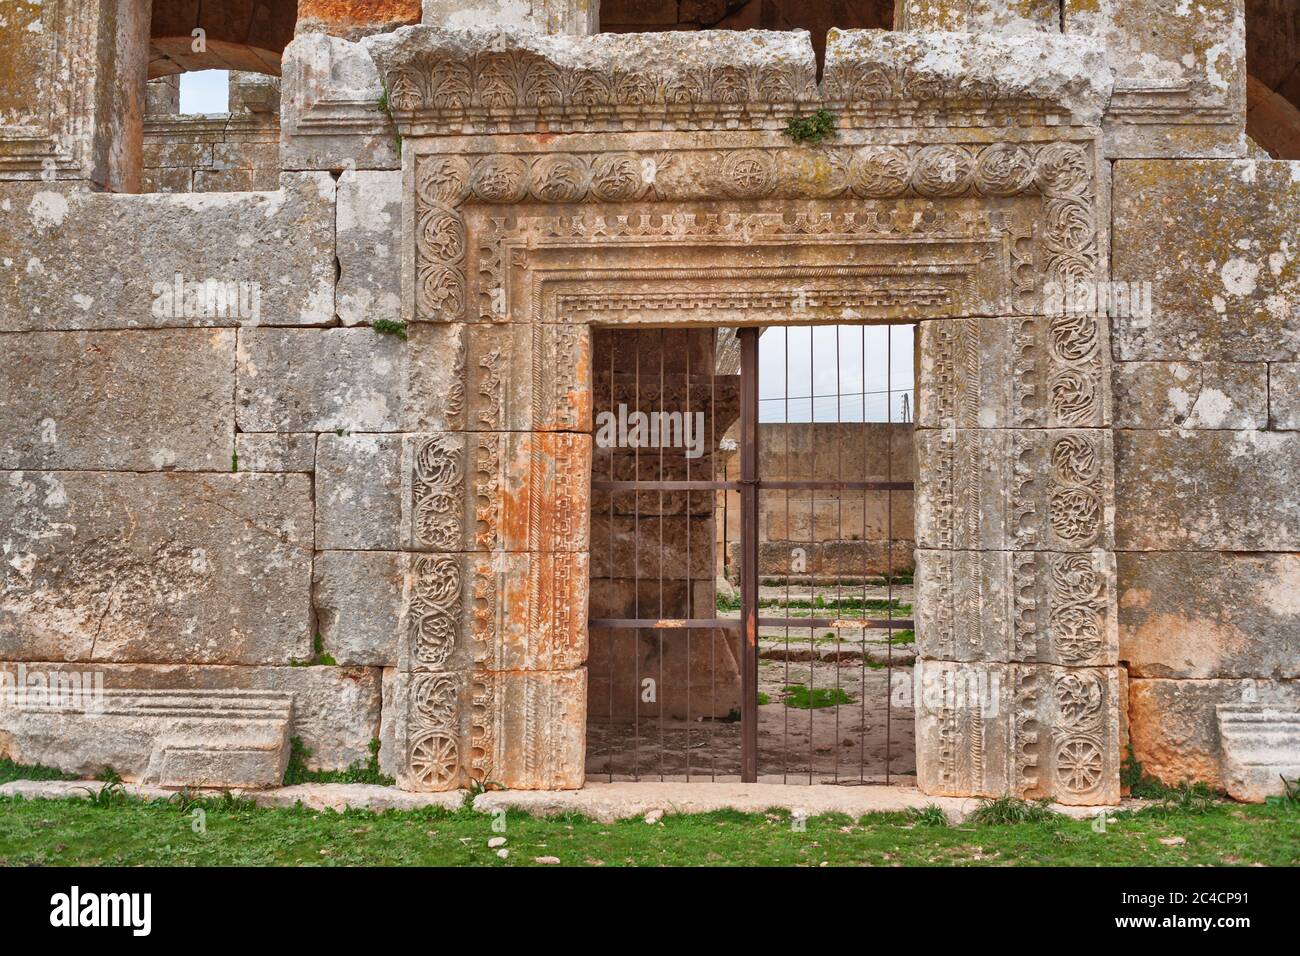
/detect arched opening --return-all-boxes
[149,0,299,78]
[1246,0,1300,158]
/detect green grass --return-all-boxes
[0,794,1294,866]
[282,739,394,788]
[781,684,854,709]
[0,758,77,785]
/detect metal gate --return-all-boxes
[587,325,915,784]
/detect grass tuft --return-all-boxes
[965,796,1059,826]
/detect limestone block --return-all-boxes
[895,1,1060,33]
[915,659,1122,805]
[422,0,598,34]
[0,330,235,471]
[916,549,1118,667]
[394,667,585,790]
[379,666,400,777]
[314,551,404,666]
[917,315,1111,430]
[0,472,312,665]
[1115,430,1300,550]
[1064,0,1245,157]
[0,662,383,771]
[1111,361,1268,429]
[0,689,292,788]
[337,170,403,326]
[401,432,591,552]
[0,173,336,332]
[915,429,1115,551]
[316,433,403,550]
[399,551,587,672]
[1118,551,1300,679]
[229,72,282,115]
[0,0,149,190]
[406,324,592,433]
[297,1,423,39]
[1270,363,1300,429]
[237,329,406,433]
[1112,161,1300,362]
[1128,677,1299,793]
[1216,707,1300,802]
[280,33,400,172]
[586,624,742,721]
[235,433,318,472]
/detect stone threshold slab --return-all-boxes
[0,779,1134,823]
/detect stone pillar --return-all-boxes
[913,310,1123,802]
[422,0,599,34]
[394,319,593,790]
[0,0,150,192]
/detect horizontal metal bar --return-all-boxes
[759,480,914,492]
[588,618,742,630]
[591,480,740,492]
[758,617,916,630]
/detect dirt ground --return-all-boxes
[586,582,917,783]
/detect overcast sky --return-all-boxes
[179,70,229,113]
[758,324,914,424]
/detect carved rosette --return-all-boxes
[410,434,465,551]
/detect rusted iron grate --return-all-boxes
[588,325,915,784]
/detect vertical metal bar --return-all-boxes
[782,326,791,784]
[833,324,843,783]
[633,331,641,780]
[685,331,693,782]
[859,324,869,783]
[658,328,666,781]
[739,326,760,783]
[807,327,815,783]
[711,334,719,781]
[885,323,895,784]
[607,334,615,782]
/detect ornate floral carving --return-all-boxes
[407,554,461,668]
[848,146,911,198]
[721,149,776,199]
[472,156,530,204]
[974,144,1035,196]
[412,435,464,551]
[589,152,645,202]
[912,145,974,197]
[529,154,589,203]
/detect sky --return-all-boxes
[179,70,229,113]
[757,324,914,424]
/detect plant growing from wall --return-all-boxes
[783,108,837,145]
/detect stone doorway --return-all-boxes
[586,323,917,783]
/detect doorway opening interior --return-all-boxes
[587,324,917,784]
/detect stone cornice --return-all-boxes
[365,27,1113,136]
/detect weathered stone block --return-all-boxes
[337,170,403,326]
[314,551,403,666]
[235,433,318,472]
[0,173,336,331]
[0,330,234,471]
[1065,0,1246,158]
[915,659,1122,805]
[280,33,399,171]
[406,324,591,432]
[1112,160,1300,362]
[1216,706,1300,802]
[915,429,1115,551]
[1111,361,1268,429]
[394,667,585,791]
[316,433,403,550]
[400,551,587,674]
[896,0,1060,33]
[237,329,406,433]
[588,514,715,580]
[1115,430,1300,550]
[1128,677,1299,793]
[402,432,590,552]
[0,0,149,190]
[1270,363,1300,430]
[0,472,312,665]
[917,315,1111,430]
[422,0,597,34]
[0,689,292,788]
[916,549,1118,666]
[1118,551,1300,679]
[0,662,383,772]
[298,0,422,39]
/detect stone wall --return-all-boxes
[719,423,916,581]
[1,0,1296,801]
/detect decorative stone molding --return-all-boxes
[367,27,1111,134]
[0,690,293,788]
[376,26,1118,799]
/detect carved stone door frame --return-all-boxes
[371,27,1121,804]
